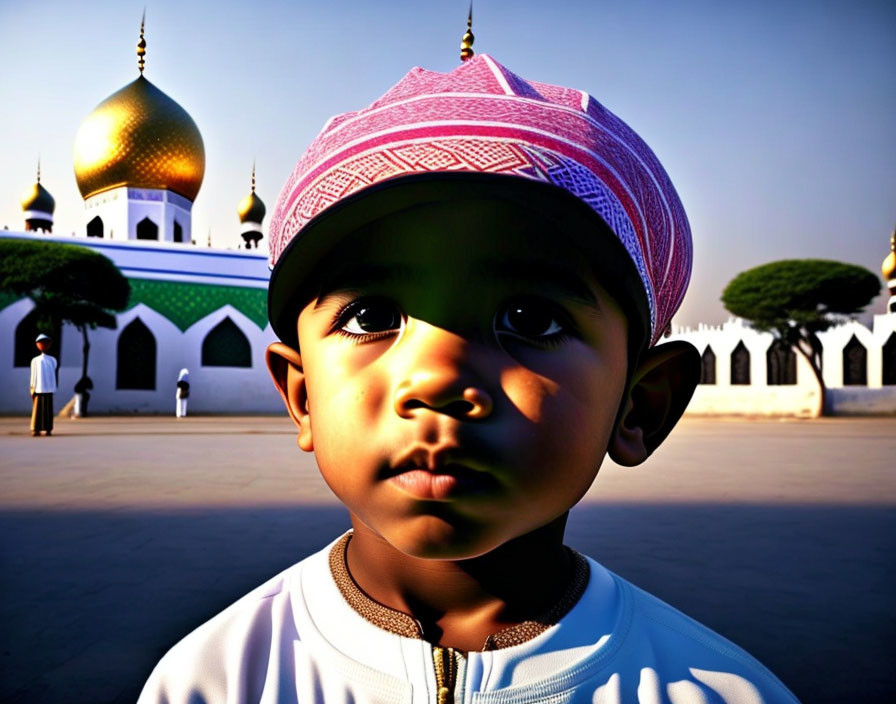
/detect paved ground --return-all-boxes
[1,415,894,703]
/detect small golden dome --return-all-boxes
[238,191,266,224]
[238,166,266,224]
[883,229,896,281]
[73,75,205,202]
[21,182,55,215]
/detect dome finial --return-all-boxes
[36,156,41,184]
[460,2,474,62]
[251,160,256,193]
[137,9,147,75]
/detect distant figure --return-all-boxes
[175,368,190,418]
[73,375,94,418]
[30,334,57,437]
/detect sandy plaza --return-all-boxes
[0,414,893,703]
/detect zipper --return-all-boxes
[433,646,459,704]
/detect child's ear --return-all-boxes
[266,342,313,452]
[609,340,700,467]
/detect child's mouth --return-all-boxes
[388,464,492,500]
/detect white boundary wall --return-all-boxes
[669,315,896,417]
[1,299,282,415]
[0,231,281,415]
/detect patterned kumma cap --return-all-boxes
[268,54,692,347]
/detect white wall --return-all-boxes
[669,314,896,417]
[1,299,283,415]
[83,187,193,244]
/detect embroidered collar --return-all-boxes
[328,532,590,651]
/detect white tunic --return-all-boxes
[30,353,57,394]
[138,535,799,704]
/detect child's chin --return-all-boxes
[383,518,504,561]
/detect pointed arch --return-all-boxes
[730,341,751,385]
[86,215,104,238]
[842,335,867,386]
[136,217,158,241]
[699,345,716,385]
[201,317,252,367]
[117,318,156,389]
[883,333,896,386]
[15,308,61,367]
[767,340,797,385]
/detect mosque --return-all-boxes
[0,21,281,415]
[1,20,894,417]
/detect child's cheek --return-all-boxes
[499,366,559,423]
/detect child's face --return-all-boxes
[36,339,52,354]
[293,199,630,560]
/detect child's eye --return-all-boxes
[337,299,404,336]
[495,299,569,341]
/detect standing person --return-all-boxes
[29,333,57,437]
[175,368,190,418]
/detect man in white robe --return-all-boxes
[30,333,58,436]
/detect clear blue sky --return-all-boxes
[1,0,894,326]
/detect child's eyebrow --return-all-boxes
[314,263,416,306]
[480,259,599,308]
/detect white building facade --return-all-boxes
[82,186,195,244]
[669,315,896,417]
[1,231,282,415]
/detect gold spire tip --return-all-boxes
[460,1,474,62]
[137,10,147,75]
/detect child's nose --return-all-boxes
[392,327,493,421]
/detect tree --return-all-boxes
[721,259,880,415]
[0,239,130,415]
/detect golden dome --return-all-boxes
[883,229,896,281]
[21,182,55,215]
[238,166,266,224]
[73,75,205,202]
[238,191,266,224]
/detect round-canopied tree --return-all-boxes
[721,259,881,415]
[0,239,130,415]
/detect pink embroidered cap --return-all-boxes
[268,54,691,347]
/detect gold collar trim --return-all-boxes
[328,532,590,651]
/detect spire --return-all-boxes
[36,156,41,184]
[251,160,256,193]
[460,2,474,62]
[137,10,147,75]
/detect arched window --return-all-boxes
[86,215,103,238]
[14,308,61,367]
[731,341,751,385]
[700,346,716,385]
[767,340,797,385]
[842,335,867,386]
[117,318,156,389]
[201,317,252,367]
[173,219,183,243]
[136,217,158,241]
[883,333,896,386]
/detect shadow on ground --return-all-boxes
[1,504,893,703]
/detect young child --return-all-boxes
[139,55,798,703]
